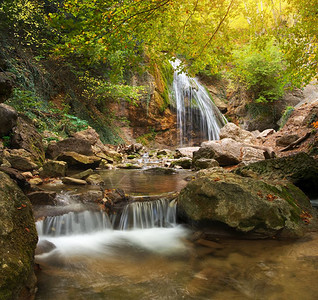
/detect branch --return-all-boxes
[280,131,311,152]
[198,0,235,56]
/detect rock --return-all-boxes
[219,122,258,144]
[157,149,173,157]
[143,167,177,174]
[35,240,56,255]
[193,158,219,170]
[29,177,43,185]
[175,147,200,158]
[103,149,123,163]
[85,173,104,185]
[276,134,300,147]
[0,171,38,300]
[27,191,57,206]
[40,160,68,177]
[46,137,94,159]
[71,168,94,179]
[0,72,15,103]
[170,158,192,169]
[56,152,101,169]
[0,104,18,136]
[71,190,103,203]
[6,149,39,171]
[99,160,112,169]
[0,166,31,191]
[62,177,87,185]
[194,138,268,166]
[21,172,33,179]
[11,116,45,164]
[178,169,315,238]
[234,152,318,198]
[72,127,100,145]
[117,163,143,169]
[257,128,276,139]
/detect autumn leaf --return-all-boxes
[266,194,277,202]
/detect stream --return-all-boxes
[34,169,318,300]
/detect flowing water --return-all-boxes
[170,59,226,146]
[34,171,318,300]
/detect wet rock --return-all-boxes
[35,240,56,255]
[11,116,45,164]
[56,152,101,169]
[117,163,143,169]
[193,158,219,170]
[178,169,315,238]
[143,167,177,174]
[29,177,43,185]
[27,190,57,206]
[62,177,87,185]
[0,171,38,300]
[157,149,173,157]
[85,173,104,185]
[99,159,112,169]
[0,72,15,103]
[40,160,68,177]
[46,137,94,159]
[170,158,192,169]
[276,134,300,147]
[6,149,39,171]
[0,104,18,136]
[72,190,103,203]
[219,122,258,144]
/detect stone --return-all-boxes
[35,240,56,255]
[193,158,219,170]
[72,127,100,145]
[276,134,300,147]
[103,149,123,163]
[175,147,200,158]
[27,191,57,206]
[0,166,31,191]
[241,146,266,164]
[21,172,33,179]
[0,171,38,300]
[99,160,112,169]
[234,152,318,198]
[29,177,43,185]
[143,167,177,174]
[219,122,257,144]
[85,173,104,185]
[0,72,15,103]
[157,149,173,157]
[46,137,94,159]
[56,152,101,169]
[170,158,192,169]
[62,177,87,185]
[6,149,39,171]
[257,128,276,139]
[40,160,68,177]
[117,163,143,169]
[178,169,315,238]
[11,116,45,164]
[0,104,18,136]
[71,190,103,203]
[71,168,94,179]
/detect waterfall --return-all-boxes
[36,198,178,237]
[170,59,226,145]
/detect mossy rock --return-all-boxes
[0,171,38,299]
[178,169,315,238]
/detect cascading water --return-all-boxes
[170,59,227,145]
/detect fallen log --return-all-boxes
[280,132,311,152]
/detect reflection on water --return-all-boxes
[35,231,318,300]
[98,169,190,195]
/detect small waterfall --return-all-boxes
[36,198,177,237]
[170,59,226,145]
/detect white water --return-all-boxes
[36,199,188,258]
[171,59,226,145]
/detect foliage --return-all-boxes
[136,129,157,146]
[231,40,286,103]
[279,105,295,128]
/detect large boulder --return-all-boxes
[40,160,67,178]
[234,152,318,198]
[11,116,45,164]
[219,122,258,144]
[46,138,94,159]
[193,138,266,166]
[175,147,200,158]
[178,169,315,238]
[0,104,18,136]
[0,171,38,299]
